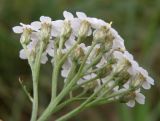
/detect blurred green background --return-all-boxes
[0,0,160,121]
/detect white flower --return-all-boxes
[13,23,38,34]
[19,49,27,59]
[19,40,38,59]
[51,20,64,37]
[126,89,145,107]
[63,11,74,20]
[76,12,108,29]
[64,35,76,49]
[31,16,52,31]
[138,67,154,89]
[63,11,81,36]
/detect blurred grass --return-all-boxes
[0,0,160,121]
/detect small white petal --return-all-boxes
[47,48,54,57]
[147,76,154,85]
[65,37,76,49]
[30,32,39,41]
[31,21,41,30]
[40,16,51,23]
[123,81,130,89]
[62,59,72,69]
[83,75,92,80]
[76,12,87,19]
[51,20,63,36]
[19,49,27,59]
[142,81,151,89]
[61,69,69,78]
[135,93,145,104]
[77,78,85,85]
[126,100,135,107]
[63,11,74,20]
[41,53,48,64]
[12,26,23,33]
[112,39,125,50]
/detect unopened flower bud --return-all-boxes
[97,64,112,78]
[41,23,52,43]
[83,80,98,90]
[61,20,72,40]
[120,91,136,103]
[72,46,85,63]
[78,20,91,38]
[20,28,32,45]
[93,26,107,43]
[113,59,131,73]
[130,73,145,88]
[114,71,130,86]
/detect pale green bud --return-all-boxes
[61,20,72,40]
[120,91,136,103]
[130,73,145,88]
[113,71,130,86]
[93,26,107,43]
[41,23,52,43]
[72,46,85,64]
[20,28,32,45]
[83,80,98,90]
[78,20,91,38]
[97,64,112,78]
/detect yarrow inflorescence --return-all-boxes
[13,11,155,121]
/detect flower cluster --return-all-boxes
[13,11,154,108]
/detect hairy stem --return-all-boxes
[30,42,44,121]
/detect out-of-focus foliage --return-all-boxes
[0,0,159,121]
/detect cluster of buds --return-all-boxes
[13,11,154,109]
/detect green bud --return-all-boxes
[83,80,98,90]
[113,71,130,87]
[120,91,136,103]
[97,64,112,78]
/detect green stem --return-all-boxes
[19,78,33,103]
[37,36,84,121]
[52,96,86,113]
[85,98,119,108]
[51,60,60,101]
[37,73,81,121]
[86,84,139,108]
[56,74,114,121]
[30,42,44,121]
[38,38,97,121]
